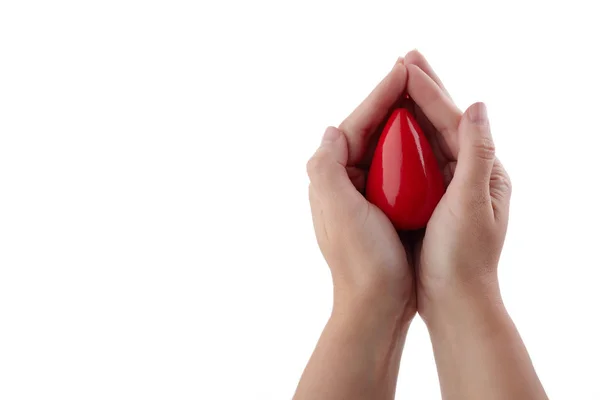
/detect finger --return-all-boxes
[404,49,450,98]
[339,61,408,165]
[490,158,512,222]
[306,127,354,197]
[453,102,496,191]
[406,64,461,159]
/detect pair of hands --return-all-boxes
[307,50,512,326]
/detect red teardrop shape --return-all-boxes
[366,108,445,230]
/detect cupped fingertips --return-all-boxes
[403,48,422,65]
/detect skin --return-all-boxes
[293,51,548,400]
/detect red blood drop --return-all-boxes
[366,108,445,230]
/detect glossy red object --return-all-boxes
[366,108,445,230]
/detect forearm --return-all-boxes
[294,299,412,400]
[424,281,548,400]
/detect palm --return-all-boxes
[363,199,415,293]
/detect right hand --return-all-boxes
[402,51,513,321]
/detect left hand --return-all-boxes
[307,59,415,323]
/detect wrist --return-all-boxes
[328,299,412,370]
[299,290,413,400]
[419,273,504,330]
[331,301,414,346]
[333,283,416,332]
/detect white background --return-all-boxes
[1,1,599,399]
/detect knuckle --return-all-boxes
[306,152,328,179]
[491,175,512,200]
[472,137,496,160]
[500,173,512,194]
[340,118,370,142]
[338,120,350,136]
[491,160,512,196]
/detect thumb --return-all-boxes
[306,127,353,195]
[454,102,496,191]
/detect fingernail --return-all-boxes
[321,126,340,144]
[468,102,488,125]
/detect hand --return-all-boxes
[306,59,415,324]
[402,51,512,321]
[403,52,547,400]
[296,60,418,400]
